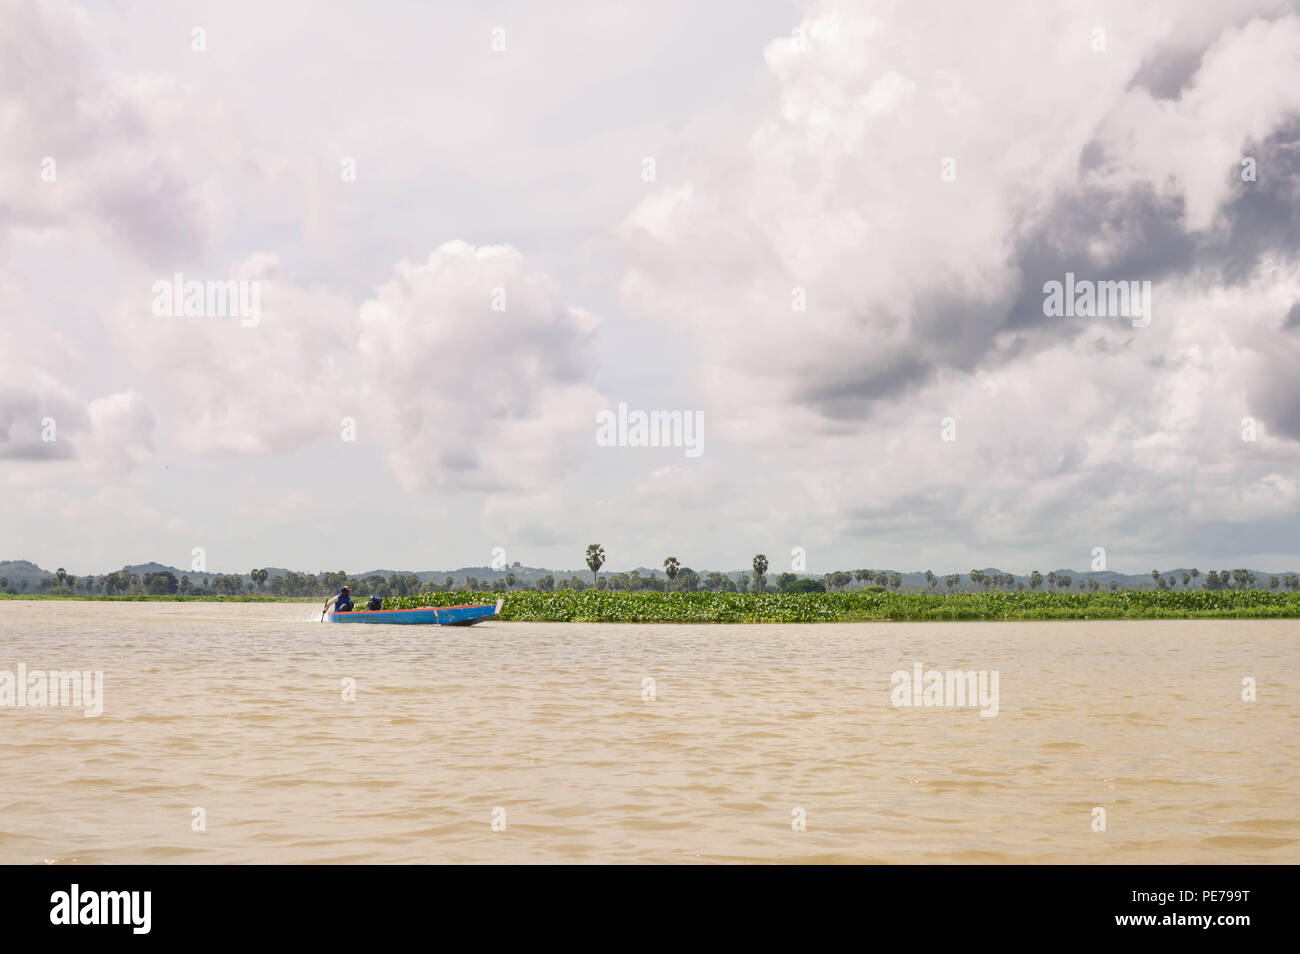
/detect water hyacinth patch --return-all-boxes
[383,589,1300,623]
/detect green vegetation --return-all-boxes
[784,578,827,594]
[9,584,1300,620]
[386,587,1300,622]
[8,545,1299,620]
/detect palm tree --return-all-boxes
[1029,570,1043,590]
[445,576,454,590]
[586,544,606,586]
[1190,568,1200,588]
[663,557,680,588]
[752,554,768,593]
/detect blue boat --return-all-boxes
[326,599,504,626]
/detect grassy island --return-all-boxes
[386,588,1300,622]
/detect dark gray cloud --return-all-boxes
[801,112,1300,424]
[1130,44,1206,101]
[0,439,74,461]
[1218,118,1300,281]
[0,390,81,462]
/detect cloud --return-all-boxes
[0,264,154,475]
[84,390,156,476]
[612,0,1300,564]
[357,241,607,492]
[120,254,357,457]
[0,1,216,263]
[105,241,606,496]
[3,2,607,495]
[620,3,1300,419]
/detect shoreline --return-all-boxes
[6,589,1299,621]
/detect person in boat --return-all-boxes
[324,585,354,614]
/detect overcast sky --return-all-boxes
[3,0,1300,576]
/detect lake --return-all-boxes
[1,601,1296,863]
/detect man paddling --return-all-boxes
[323,585,354,617]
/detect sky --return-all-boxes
[2,0,1300,577]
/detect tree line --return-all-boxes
[7,552,1298,598]
[576,549,1300,594]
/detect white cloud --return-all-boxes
[613,0,1300,567]
[357,241,607,492]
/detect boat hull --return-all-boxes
[326,600,503,626]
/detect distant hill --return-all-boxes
[0,560,48,590]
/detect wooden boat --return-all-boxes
[326,599,504,626]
